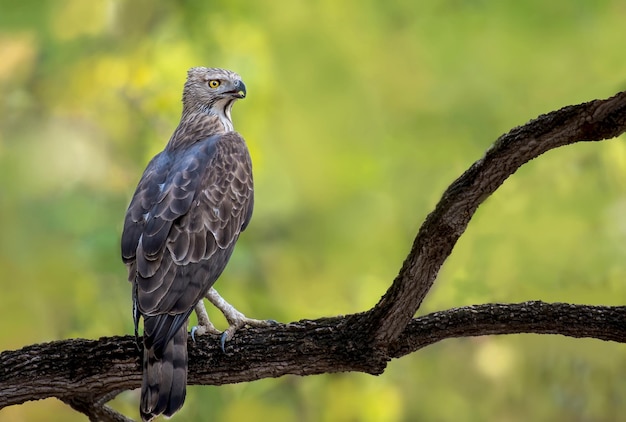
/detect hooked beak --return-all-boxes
[230,80,246,99]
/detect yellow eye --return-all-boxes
[208,80,220,88]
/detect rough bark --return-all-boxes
[1,90,626,421]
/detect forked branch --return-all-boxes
[367,90,626,345]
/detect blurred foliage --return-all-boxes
[1,0,626,421]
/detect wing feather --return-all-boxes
[122,131,254,346]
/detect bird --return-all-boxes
[121,67,271,421]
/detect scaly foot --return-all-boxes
[190,300,221,342]
[205,287,276,352]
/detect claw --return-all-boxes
[219,326,238,353]
[191,326,198,342]
[220,332,228,353]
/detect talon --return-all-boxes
[191,326,198,342]
[220,331,229,353]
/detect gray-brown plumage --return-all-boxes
[121,67,251,421]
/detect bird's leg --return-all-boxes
[205,287,276,351]
[190,300,221,341]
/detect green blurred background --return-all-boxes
[1,1,626,421]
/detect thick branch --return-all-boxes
[1,302,625,410]
[368,90,626,345]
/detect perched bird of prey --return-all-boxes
[121,67,270,421]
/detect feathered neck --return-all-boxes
[165,110,229,151]
[196,102,235,133]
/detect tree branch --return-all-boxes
[63,396,135,422]
[391,301,626,358]
[2,90,626,419]
[367,90,626,345]
[2,302,625,411]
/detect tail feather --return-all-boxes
[140,318,188,421]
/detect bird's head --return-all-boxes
[182,67,246,130]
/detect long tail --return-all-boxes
[140,318,188,422]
